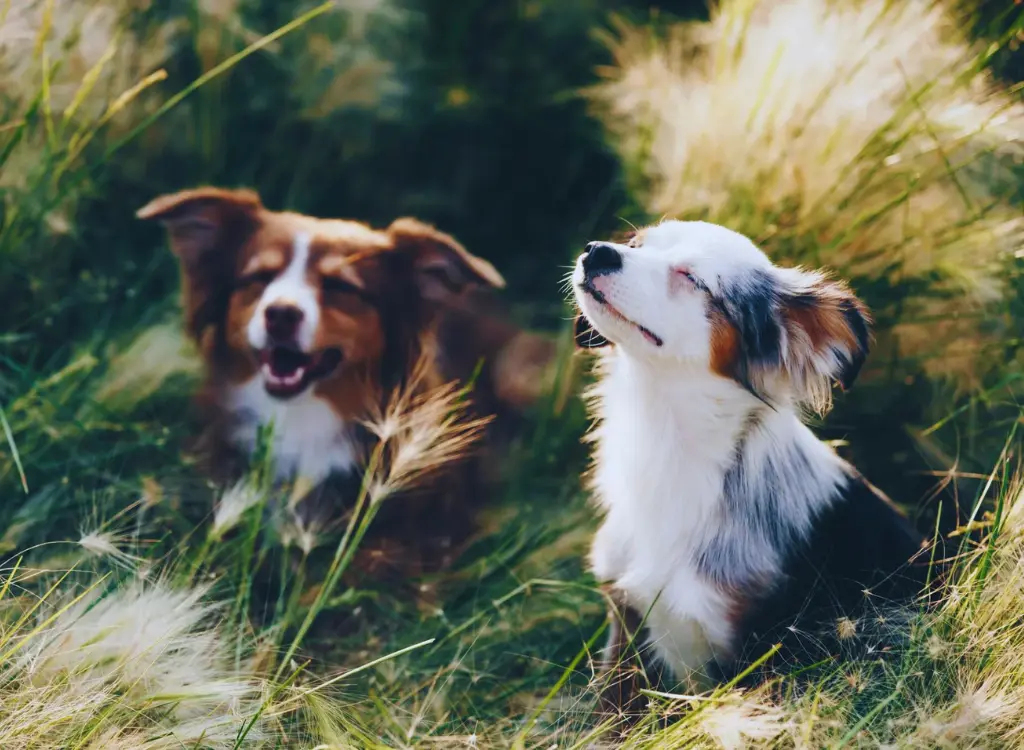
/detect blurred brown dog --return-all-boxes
[138,186,554,575]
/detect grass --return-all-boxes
[592,0,1024,388]
[2,0,1024,747]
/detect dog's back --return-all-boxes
[728,472,929,684]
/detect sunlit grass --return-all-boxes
[590,0,1024,391]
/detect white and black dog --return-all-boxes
[571,220,929,715]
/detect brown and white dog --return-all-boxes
[138,186,554,572]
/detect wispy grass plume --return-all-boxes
[0,574,267,748]
[276,357,490,677]
[591,0,1024,388]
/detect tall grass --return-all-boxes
[0,3,384,744]
[591,0,1023,390]
[0,573,270,749]
[6,444,1024,747]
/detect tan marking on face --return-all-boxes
[317,254,364,285]
[709,307,740,378]
[241,248,286,276]
[306,230,393,365]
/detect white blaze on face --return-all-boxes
[247,232,321,352]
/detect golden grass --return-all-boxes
[0,573,271,749]
[591,0,1024,388]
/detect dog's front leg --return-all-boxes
[595,592,649,723]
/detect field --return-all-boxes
[2,0,1024,747]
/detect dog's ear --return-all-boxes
[767,267,871,412]
[137,186,262,264]
[779,269,871,392]
[388,217,504,303]
[719,266,870,413]
[574,313,610,349]
[137,187,263,340]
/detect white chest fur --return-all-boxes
[226,378,358,486]
[586,352,844,684]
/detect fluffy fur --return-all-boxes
[571,220,928,713]
[138,186,554,573]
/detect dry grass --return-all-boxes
[0,573,272,749]
[0,350,495,748]
[0,0,172,120]
[591,0,1024,388]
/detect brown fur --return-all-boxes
[783,282,866,357]
[139,186,556,577]
[708,307,741,378]
[780,275,872,396]
[597,589,651,725]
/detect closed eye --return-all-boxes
[239,269,277,287]
[674,267,708,292]
[321,276,378,308]
[675,267,697,284]
[321,276,364,296]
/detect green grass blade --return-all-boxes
[0,403,28,494]
[102,1,335,162]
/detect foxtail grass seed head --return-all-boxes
[697,697,790,750]
[2,579,275,748]
[77,529,142,571]
[360,356,490,504]
[211,480,263,538]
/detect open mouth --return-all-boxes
[581,281,663,347]
[258,345,343,399]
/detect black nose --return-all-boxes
[265,304,304,340]
[582,242,622,276]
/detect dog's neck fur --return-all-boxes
[224,377,358,487]
[587,348,849,682]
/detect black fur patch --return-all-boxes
[695,410,813,590]
[712,269,783,400]
[575,313,610,349]
[723,473,928,684]
[836,299,871,390]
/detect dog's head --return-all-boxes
[139,187,504,400]
[571,220,871,411]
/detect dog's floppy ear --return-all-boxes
[388,217,504,303]
[137,187,263,340]
[775,267,872,409]
[137,186,262,263]
[574,313,609,349]
[719,266,870,413]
